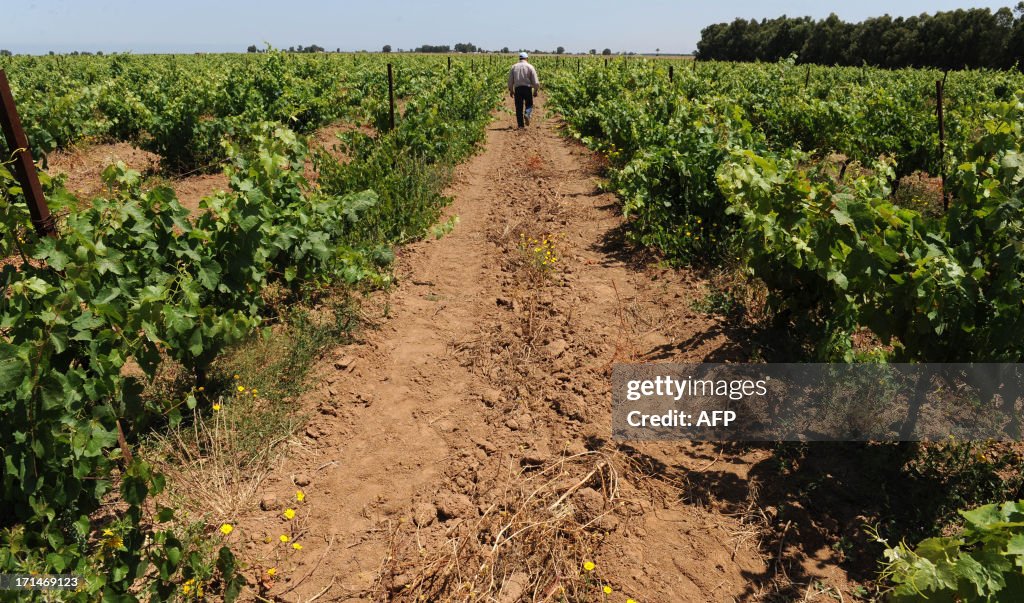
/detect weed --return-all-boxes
[518,232,561,280]
[429,215,460,239]
[148,292,359,525]
[692,287,738,317]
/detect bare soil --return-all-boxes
[229,99,857,601]
[43,121,370,215]
[45,141,229,213]
[303,121,374,184]
[47,141,160,201]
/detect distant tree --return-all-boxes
[454,42,478,53]
[697,7,1024,69]
[415,44,451,53]
[96,50,103,56]
[589,48,596,54]
[556,46,565,54]
[288,46,295,52]
[501,46,510,53]
[0,49,11,57]
[48,51,55,55]
[247,44,258,53]
[602,48,612,55]
[1007,3,1024,70]
[799,13,852,65]
[382,44,392,53]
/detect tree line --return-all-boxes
[247,44,327,53]
[239,43,623,56]
[696,4,1024,69]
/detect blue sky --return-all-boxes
[2,0,1016,55]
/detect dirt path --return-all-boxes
[239,96,851,602]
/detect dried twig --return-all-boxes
[304,576,336,603]
[548,461,606,511]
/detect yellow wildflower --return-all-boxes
[603,585,612,594]
[292,542,303,550]
[583,561,596,571]
[213,403,221,411]
[101,529,123,552]
[237,385,245,392]
[283,508,296,520]
[266,567,277,577]
[296,490,305,502]
[219,523,233,535]
[233,374,239,380]
[279,534,290,543]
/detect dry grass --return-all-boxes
[454,226,564,387]
[150,403,291,522]
[894,171,945,218]
[143,295,357,525]
[380,452,621,603]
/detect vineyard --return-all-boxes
[544,58,1024,599]
[546,59,1024,363]
[1,49,1024,602]
[1,51,504,600]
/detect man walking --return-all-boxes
[508,52,540,129]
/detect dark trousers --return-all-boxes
[513,85,533,128]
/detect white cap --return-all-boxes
[519,52,528,59]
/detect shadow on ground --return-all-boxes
[581,181,1024,599]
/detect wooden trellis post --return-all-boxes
[0,70,56,238]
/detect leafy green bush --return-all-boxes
[719,94,1024,361]
[0,55,501,597]
[878,501,1024,601]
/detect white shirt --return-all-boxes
[508,61,540,91]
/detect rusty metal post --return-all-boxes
[387,63,395,132]
[448,56,451,71]
[669,65,674,82]
[0,70,55,238]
